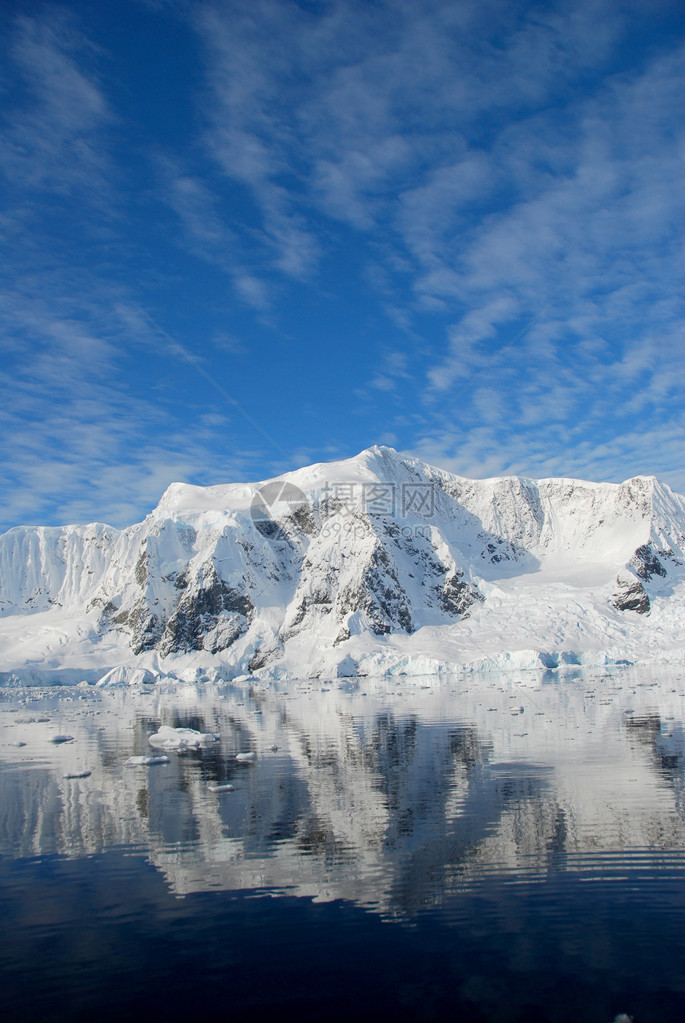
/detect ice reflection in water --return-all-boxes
[2,668,685,916]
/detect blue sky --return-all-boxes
[1,0,683,529]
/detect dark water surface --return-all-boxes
[1,669,685,1022]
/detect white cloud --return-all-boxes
[0,287,262,530]
[234,274,270,310]
[195,2,322,281]
[369,350,411,392]
[0,11,113,193]
[401,33,683,487]
[410,410,685,494]
[159,163,228,248]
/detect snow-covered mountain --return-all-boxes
[1,446,684,681]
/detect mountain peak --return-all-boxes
[1,450,684,681]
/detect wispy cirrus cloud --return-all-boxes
[0,10,113,193]
[195,2,323,282]
[193,1,681,332]
[414,410,685,494]
[396,38,684,486]
[0,8,282,528]
[0,287,255,529]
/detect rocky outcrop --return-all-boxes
[632,543,666,581]
[160,569,254,655]
[613,579,650,615]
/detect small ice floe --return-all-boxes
[208,783,235,793]
[64,770,91,779]
[126,755,170,767]
[148,726,220,751]
[51,734,74,744]
[235,751,256,763]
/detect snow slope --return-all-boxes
[0,446,683,682]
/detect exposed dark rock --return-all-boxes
[92,597,117,620]
[613,581,650,614]
[439,573,482,617]
[337,545,413,635]
[248,649,265,671]
[338,584,391,635]
[173,571,189,590]
[134,551,147,586]
[253,517,287,542]
[656,545,683,567]
[248,642,281,671]
[632,543,666,581]
[333,624,350,646]
[479,532,522,564]
[93,597,162,653]
[382,524,480,619]
[160,568,253,655]
[124,604,163,654]
[284,504,317,536]
[281,589,333,640]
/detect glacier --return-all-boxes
[0,445,683,684]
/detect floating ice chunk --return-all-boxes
[126,755,170,767]
[148,726,220,750]
[208,783,235,792]
[96,666,158,687]
[51,734,74,744]
[64,770,91,779]
[235,751,256,762]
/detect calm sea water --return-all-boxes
[1,668,685,1022]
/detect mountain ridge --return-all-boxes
[1,447,684,682]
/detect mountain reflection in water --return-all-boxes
[2,668,685,917]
